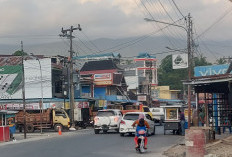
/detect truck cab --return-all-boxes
[53,109,70,131]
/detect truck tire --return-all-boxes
[54,124,63,132]
[18,125,23,132]
[26,124,34,133]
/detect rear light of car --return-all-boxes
[94,117,99,123]
[114,117,119,122]
[120,120,125,124]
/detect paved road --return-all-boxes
[0,125,183,157]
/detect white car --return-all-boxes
[119,112,155,136]
[150,107,164,125]
[94,109,122,134]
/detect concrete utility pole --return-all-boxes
[144,13,193,128]
[60,25,82,128]
[21,41,26,139]
[187,14,193,129]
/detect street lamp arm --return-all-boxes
[144,18,187,32]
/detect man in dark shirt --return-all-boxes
[180,111,185,136]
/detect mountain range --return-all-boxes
[0,36,231,63]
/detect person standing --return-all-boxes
[180,111,185,136]
[199,108,205,127]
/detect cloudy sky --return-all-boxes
[0,0,232,55]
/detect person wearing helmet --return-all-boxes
[132,114,150,149]
[132,114,150,129]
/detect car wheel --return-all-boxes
[159,120,162,126]
[151,126,155,135]
[120,133,125,137]
[103,130,107,134]
[94,129,100,134]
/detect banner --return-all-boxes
[0,58,52,99]
[194,64,230,77]
[172,54,188,69]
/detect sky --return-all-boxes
[0,0,232,57]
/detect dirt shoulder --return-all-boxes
[163,135,232,157]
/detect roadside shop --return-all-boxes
[185,64,232,134]
[0,110,18,142]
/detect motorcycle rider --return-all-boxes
[132,114,149,149]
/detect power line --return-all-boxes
[171,0,185,19]
[196,6,232,39]
[81,31,101,52]
[139,0,178,48]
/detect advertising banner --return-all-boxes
[0,58,52,99]
[24,58,52,99]
[172,54,188,69]
[94,73,111,80]
[0,65,22,99]
[194,64,230,77]
[94,73,112,85]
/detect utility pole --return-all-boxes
[21,41,26,139]
[187,13,192,129]
[223,56,232,63]
[60,25,82,128]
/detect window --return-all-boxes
[146,114,152,121]
[145,61,152,67]
[143,107,150,112]
[124,114,139,120]
[97,111,115,117]
[55,111,66,118]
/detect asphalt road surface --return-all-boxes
[0,125,183,157]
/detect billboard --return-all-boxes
[94,73,112,85]
[0,58,52,99]
[94,73,111,80]
[194,64,230,77]
[24,58,52,99]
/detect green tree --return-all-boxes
[12,50,28,56]
[193,54,212,67]
[215,58,227,65]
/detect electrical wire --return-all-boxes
[196,6,232,39]
[141,0,179,48]
[171,0,185,19]
[81,31,102,52]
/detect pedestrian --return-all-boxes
[223,117,232,134]
[179,110,185,136]
[199,108,205,127]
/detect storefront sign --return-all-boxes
[94,73,111,81]
[137,95,147,101]
[94,80,112,85]
[194,64,230,77]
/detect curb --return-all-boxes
[0,129,92,147]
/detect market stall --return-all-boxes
[0,110,18,142]
[163,105,182,135]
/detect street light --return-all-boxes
[145,14,193,129]
[30,53,43,134]
[165,47,187,53]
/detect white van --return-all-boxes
[150,107,164,125]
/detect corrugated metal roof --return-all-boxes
[184,74,232,85]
